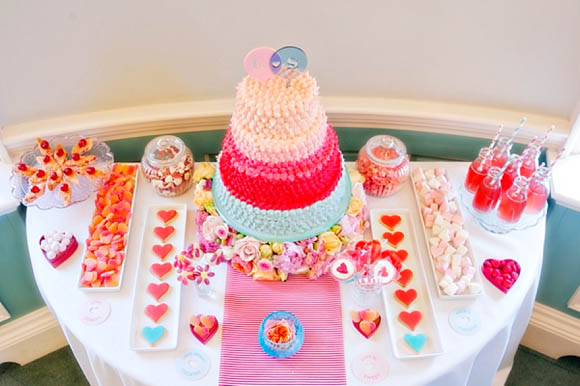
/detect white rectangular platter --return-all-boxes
[410,167,484,299]
[370,208,443,359]
[129,204,186,351]
[78,164,139,292]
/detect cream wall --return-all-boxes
[1,0,579,127]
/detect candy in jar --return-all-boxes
[141,135,194,197]
[356,135,409,197]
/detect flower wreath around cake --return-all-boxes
[192,163,369,281]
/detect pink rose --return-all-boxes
[339,214,359,237]
[202,215,225,242]
[234,236,261,262]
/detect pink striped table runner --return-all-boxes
[219,267,347,386]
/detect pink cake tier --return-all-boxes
[229,73,327,163]
[219,125,343,210]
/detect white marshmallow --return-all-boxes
[47,251,56,260]
[424,169,435,179]
[451,254,462,268]
[444,245,457,256]
[456,245,468,256]
[439,229,451,242]
[53,233,63,242]
[50,241,60,251]
[429,237,441,246]
[468,282,482,294]
[444,283,459,296]
[59,244,67,252]
[432,224,443,235]
[452,266,462,278]
[428,178,441,189]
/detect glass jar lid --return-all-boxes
[364,135,407,167]
[144,135,185,167]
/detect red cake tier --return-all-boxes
[218,126,344,210]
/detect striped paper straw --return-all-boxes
[549,147,566,169]
[538,125,555,147]
[506,117,527,145]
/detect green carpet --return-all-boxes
[0,345,578,385]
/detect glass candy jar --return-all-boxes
[465,147,492,193]
[472,167,502,213]
[141,135,194,197]
[357,135,409,197]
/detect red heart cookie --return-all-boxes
[398,311,422,331]
[383,231,405,248]
[157,209,177,225]
[152,244,173,260]
[150,262,172,280]
[147,282,170,301]
[144,303,168,323]
[153,226,175,242]
[384,249,408,263]
[397,269,414,287]
[189,314,219,345]
[482,258,521,294]
[380,215,402,231]
[350,309,381,339]
[394,289,417,307]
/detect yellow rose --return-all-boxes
[346,197,364,216]
[193,183,213,207]
[271,242,284,254]
[319,231,342,255]
[260,244,273,258]
[348,168,365,184]
[193,162,216,182]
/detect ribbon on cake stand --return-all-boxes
[244,46,308,85]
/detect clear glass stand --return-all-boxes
[459,185,546,234]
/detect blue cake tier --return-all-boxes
[212,155,352,242]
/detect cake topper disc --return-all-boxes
[244,47,276,85]
[276,46,307,72]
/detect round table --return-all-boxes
[27,162,545,386]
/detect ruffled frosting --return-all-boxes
[218,126,343,210]
[230,72,327,163]
[212,161,352,242]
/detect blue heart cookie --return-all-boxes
[404,333,427,353]
[142,326,165,345]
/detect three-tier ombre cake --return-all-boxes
[212,72,351,241]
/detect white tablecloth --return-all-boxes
[26,162,545,386]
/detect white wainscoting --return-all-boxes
[0,97,570,160]
[0,307,67,365]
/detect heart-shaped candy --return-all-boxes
[336,262,348,274]
[398,311,422,331]
[404,333,427,353]
[150,262,172,280]
[153,226,175,242]
[380,215,402,231]
[189,314,219,345]
[350,309,381,339]
[397,269,414,287]
[147,282,170,301]
[394,289,417,307]
[383,231,404,248]
[152,244,173,260]
[157,209,177,225]
[141,326,165,345]
[144,303,168,323]
[482,258,521,293]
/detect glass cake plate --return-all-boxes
[10,136,114,209]
[459,185,546,234]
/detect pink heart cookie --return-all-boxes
[144,303,168,323]
[482,259,521,294]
